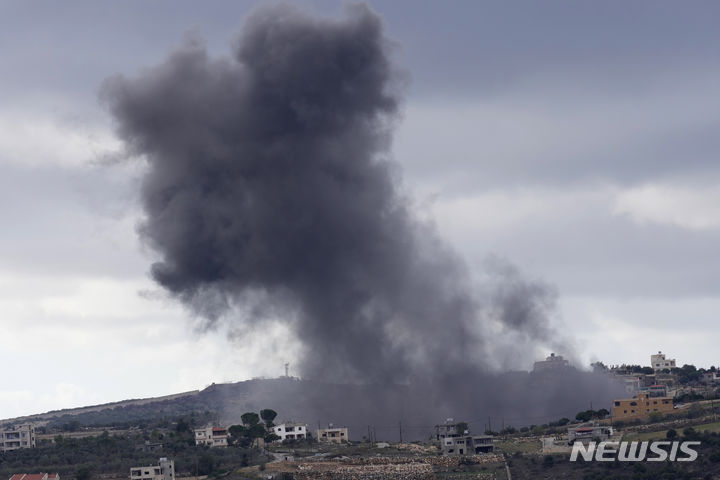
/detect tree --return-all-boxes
[648,412,664,422]
[228,425,250,447]
[248,423,267,440]
[197,454,215,475]
[596,408,610,419]
[176,418,190,433]
[75,466,91,480]
[666,429,677,439]
[241,412,260,426]
[260,409,278,428]
[264,432,281,443]
[575,411,592,422]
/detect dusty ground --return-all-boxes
[239,452,506,479]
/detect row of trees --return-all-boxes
[575,408,609,422]
[594,362,718,385]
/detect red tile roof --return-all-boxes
[24,474,47,480]
[9,474,57,480]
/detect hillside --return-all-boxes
[1,370,624,442]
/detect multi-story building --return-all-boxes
[130,458,174,480]
[650,351,676,371]
[533,353,570,372]
[612,393,674,421]
[434,421,493,455]
[1,425,36,452]
[440,435,494,455]
[194,426,228,447]
[272,423,308,441]
[316,425,349,444]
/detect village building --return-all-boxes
[316,425,348,444]
[434,421,494,455]
[194,426,228,447]
[612,392,674,421]
[130,458,174,480]
[533,353,570,372]
[650,351,676,371]
[272,422,308,441]
[567,425,613,445]
[0,425,36,452]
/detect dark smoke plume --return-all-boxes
[103,4,571,383]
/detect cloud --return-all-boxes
[613,182,720,230]
[0,111,121,168]
[395,69,720,192]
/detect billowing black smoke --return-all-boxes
[102,4,572,385]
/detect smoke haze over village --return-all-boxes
[1,0,720,419]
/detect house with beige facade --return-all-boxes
[1,425,36,452]
[194,426,228,447]
[316,425,348,444]
[650,351,676,371]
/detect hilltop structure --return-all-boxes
[533,353,570,372]
[650,351,676,371]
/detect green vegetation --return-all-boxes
[0,424,264,480]
[575,409,609,422]
[623,420,720,442]
[228,409,281,447]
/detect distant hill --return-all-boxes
[0,390,201,426]
[0,371,625,442]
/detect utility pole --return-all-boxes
[398,421,403,444]
[488,416,492,433]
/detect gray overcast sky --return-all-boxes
[2,0,720,418]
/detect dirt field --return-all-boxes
[239,453,507,479]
